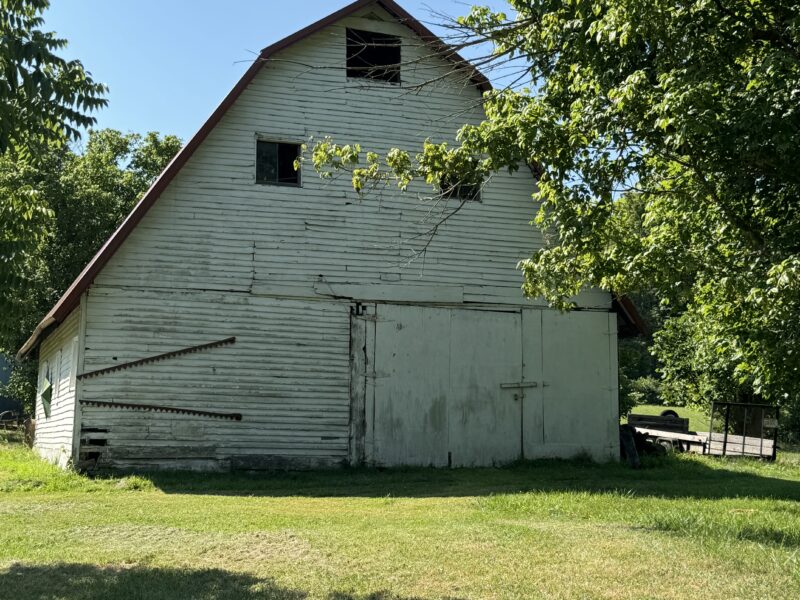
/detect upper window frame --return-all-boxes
[439,176,483,203]
[254,138,302,188]
[345,27,402,85]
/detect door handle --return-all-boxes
[500,382,539,389]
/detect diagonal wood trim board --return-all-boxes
[80,399,243,421]
[77,336,236,380]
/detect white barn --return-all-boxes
[20,0,643,471]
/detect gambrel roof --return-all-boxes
[18,0,492,358]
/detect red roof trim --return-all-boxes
[614,295,649,337]
[18,0,492,358]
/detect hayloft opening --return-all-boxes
[346,28,401,84]
[440,176,482,202]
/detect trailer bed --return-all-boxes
[631,426,776,459]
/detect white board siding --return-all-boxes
[538,311,619,460]
[38,4,619,471]
[35,308,80,467]
[367,306,619,467]
[79,287,351,469]
[90,4,609,311]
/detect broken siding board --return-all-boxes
[35,308,81,466]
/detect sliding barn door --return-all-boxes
[362,305,618,466]
[368,305,523,467]
[541,310,618,459]
[447,309,522,467]
[369,305,452,466]
[521,309,545,458]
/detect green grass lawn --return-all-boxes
[1,439,799,599]
[624,403,710,432]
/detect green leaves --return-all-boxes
[309,1,800,427]
[0,129,181,414]
[1,0,108,357]
[0,0,107,155]
[303,136,487,198]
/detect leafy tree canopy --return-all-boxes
[0,0,107,312]
[308,1,800,422]
[0,0,106,155]
[0,129,181,414]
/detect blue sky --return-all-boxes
[45,0,508,143]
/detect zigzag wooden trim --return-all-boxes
[77,336,235,380]
[80,399,242,421]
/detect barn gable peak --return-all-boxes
[18,0,492,358]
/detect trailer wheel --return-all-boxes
[656,438,674,453]
[660,409,680,418]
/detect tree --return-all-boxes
[307,1,800,431]
[618,290,666,415]
[0,129,182,415]
[0,0,107,314]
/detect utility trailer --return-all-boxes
[627,402,779,461]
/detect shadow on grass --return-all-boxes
[644,518,800,548]
[137,455,800,501]
[0,563,437,600]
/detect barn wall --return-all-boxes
[67,3,616,470]
[91,4,609,310]
[78,288,351,470]
[35,308,81,467]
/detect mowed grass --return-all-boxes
[1,440,800,599]
[624,403,710,432]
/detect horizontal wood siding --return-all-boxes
[92,5,609,310]
[80,288,351,469]
[35,308,80,466]
[68,4,612,469]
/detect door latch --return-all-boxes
[500,381,539,389]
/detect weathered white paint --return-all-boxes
[521,309,545,456]
[34,2,620,470]
[34,308,80,467]
[447,309,523,466]
[366,306,619,467]
[538,310,619,460]
[91,4,609,311]
[79,288,352,469]
[370,304,451,466]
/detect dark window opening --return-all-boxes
[256,140,301,186]
[346,28,401,84]
[440,176,482,202]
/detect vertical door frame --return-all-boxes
[70,292,89,465]
[348,303,368,466]
[349,302,377,466]
[521,308,544,458]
